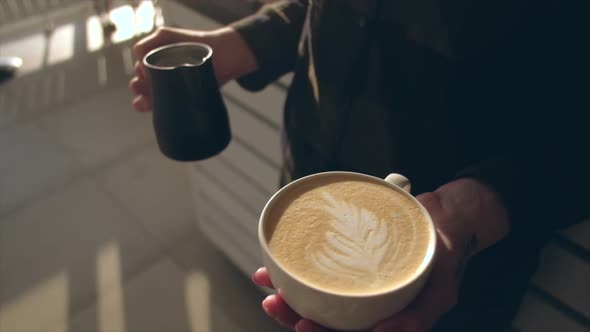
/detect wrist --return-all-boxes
[208,27,258,84]
[434,178,511,256]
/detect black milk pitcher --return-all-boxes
[143,42,230,161]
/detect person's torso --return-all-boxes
[283,0,534,193]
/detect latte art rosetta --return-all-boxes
[309,193,392,278]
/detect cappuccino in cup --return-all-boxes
[259,172,436,330]
[265,174,431,295]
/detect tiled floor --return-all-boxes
[0,3,284,331]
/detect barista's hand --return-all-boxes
[252,179,510,332]
[129,26,257,112]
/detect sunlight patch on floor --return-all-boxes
[185,271,211,332]
[96,241,126,332]
[0,271,69,331]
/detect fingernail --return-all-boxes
[261,296,275,317]
[252,268,264,283]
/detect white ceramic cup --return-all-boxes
[258,172,437,331]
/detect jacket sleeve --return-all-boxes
[456,151,588,242]
[230,0,308,91]
[454,1,589,242]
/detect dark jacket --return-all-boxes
[233,1,588,330]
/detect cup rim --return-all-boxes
[142,42,213,70]
[259,171,437,298]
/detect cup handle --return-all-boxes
[385,173,411,193]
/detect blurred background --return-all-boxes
[0,1,588,331]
